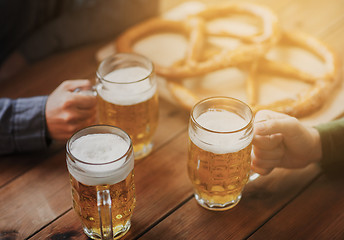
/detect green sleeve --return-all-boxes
[315,118,344,174]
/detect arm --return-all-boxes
[315,118,344,173]
[0,96,49,154]
[0,79,96,155]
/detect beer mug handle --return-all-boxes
[248,171,260,182]
[97,189,114,240]
[73,85,97,96]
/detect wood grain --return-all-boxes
[1,0,343,239]
[139,165,321,240]
[30,130,192,239]
[250,174,344,240]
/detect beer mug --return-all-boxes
[96,53,159,160]
[66,125,136,239]
[187,97,254,211]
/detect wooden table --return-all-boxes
[1,0,344,239]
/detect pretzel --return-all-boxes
[249,31,341,117]
[115,2,341,118]
[116,2,280,79]
[167,30,340,118]
[194,3,279,44]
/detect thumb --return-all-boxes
[254,116,298,137]
[254,110,297,137]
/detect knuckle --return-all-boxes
[65,124,79,135]
[60,80,72,89]
[61,112,76,124]
[252,147,265,159]
[251,158,265,169]
[62,96,75,109]
[254,150,265,160]
[289,116,298,124]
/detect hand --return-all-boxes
[251,110,322,175]
[45,80,97,141]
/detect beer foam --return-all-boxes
[196,109,247,132]
[68,133,134,186]
[98,66,156,105]
[190,109,252,154]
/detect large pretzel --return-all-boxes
[116,2,280,79]
[167,30,340,118]
[250,31,341,117]
[115,2,341,118]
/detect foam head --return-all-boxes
[67,133,134,186]
[98,66,156,105]
[190,109,253,154]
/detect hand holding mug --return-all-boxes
[251,110,322,175]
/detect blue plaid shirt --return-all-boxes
[0,96,49,154]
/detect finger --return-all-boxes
[251,164,273,175]
[250,152,274,175]
[81,111,97,126]
[254,110,289,123]
[70,107,97,121]
[251,153,281,171]
[70,93,97,110]
[254,117,298,137]
[60,106,96,125]
[71,116,97,132]
[253,144,284,161]
[253,133,283,150]
[47,108,96,141]
[74,89,96,96]
[61,79,93,92]
[85,114,97,126]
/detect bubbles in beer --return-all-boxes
[97,65,159,159]
[188,108,253,210]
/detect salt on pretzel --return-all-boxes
[116,2,280,79]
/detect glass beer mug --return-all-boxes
[187,97,254,211]
[96,53,159,160]
[66,125,136,239]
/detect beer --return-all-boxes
[69,172,135,239]
[188,140,252,209]
[96,54,159,159]
[66,127,136,239]
[188,97,253,211]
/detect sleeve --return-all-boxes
[315,118,344,174]
[0,96,50,155]
[19,0,159,62]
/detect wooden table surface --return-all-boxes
[1,0,344,239]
